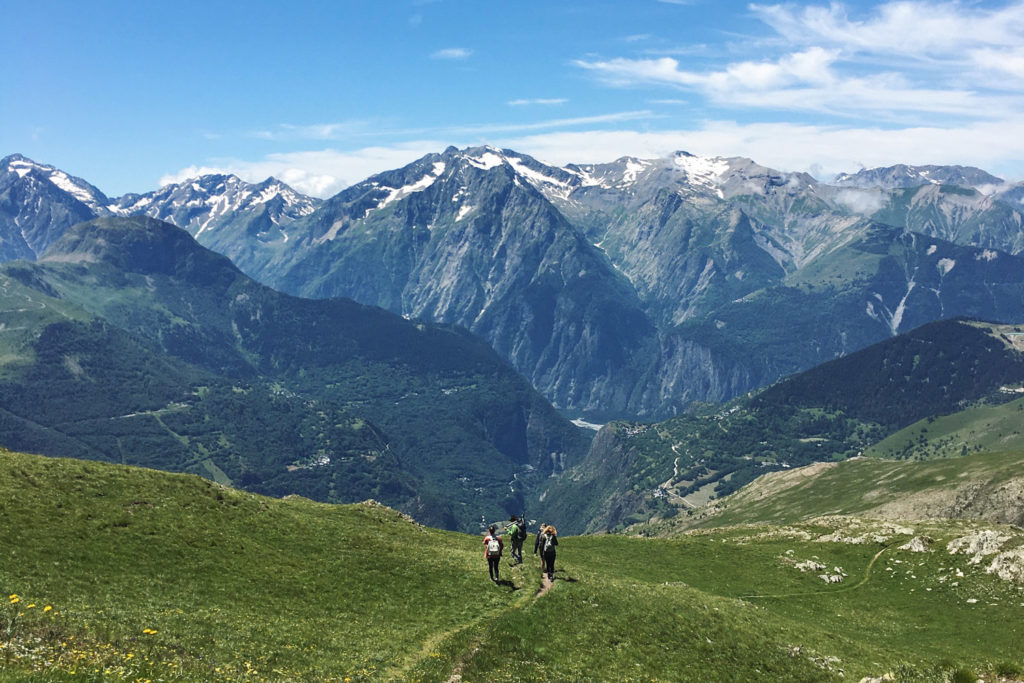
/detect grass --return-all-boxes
[640,450,1024,530]
[868,396,1024,459]
[1,448,1022,681]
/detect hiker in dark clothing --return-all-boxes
[534,524,558,580]
[505,515,525,565]
[484,525,504,582]
[532,524,548,577]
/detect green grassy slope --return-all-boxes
[2,450,1022,681]
[868,395,1024,460]
[635,450,1024,532]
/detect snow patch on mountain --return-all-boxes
[673,153,728,197]
[506,156,573,199]
[465,151,504,170]
[373,162,446,214]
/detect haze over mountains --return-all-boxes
[6,149,1024,423]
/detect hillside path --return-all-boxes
[739,546,890,600]
[445,568,553,682]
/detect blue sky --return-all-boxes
[5,0,1024,197]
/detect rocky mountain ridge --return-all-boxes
[6,149,1024,420]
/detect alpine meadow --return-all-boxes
[5,1,1024,681]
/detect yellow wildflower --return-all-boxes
[9,595,19,604]
[27,603,36,609]
[44,606,53,613]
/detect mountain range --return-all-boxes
[5,149,1024,422]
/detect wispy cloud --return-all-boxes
[431,47,473,60]
[250,121,377,141]
[452,110,658,135]
[242,110,656,146]
[507,98,568,107]
[160,113,1024,200]
[159,142,449,198]
[751,1,1024,56]
[575,1,1024,124]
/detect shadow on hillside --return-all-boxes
[495,579,519,590]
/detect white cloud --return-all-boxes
[489,120,1024,182]
[751,1,1024,56]
[574,1,1024,126]
[576,48,840,92]
[575,45,1023,120]
[250,121,377,141]
[431,47,472,60]
[159,142,448,198]
[971,46,1024,81]
[159,117,1024,199]
[507,98,568,107]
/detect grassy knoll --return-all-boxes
[2,449,1022,681]
[647,450,1024,531]
[868,396,1024,460]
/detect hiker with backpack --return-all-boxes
[534,524,558,581]
[505,515,525,565]
[483,525,504,582]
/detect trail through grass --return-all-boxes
[740,545,891,600]
[2,450,1022,681]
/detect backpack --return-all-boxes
[487,536,501,557]
[515,523,527,543]
[543,533,555,553]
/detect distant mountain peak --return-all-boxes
[110,172,320,237]
[833,164,1005,191]
[2,153,111,213]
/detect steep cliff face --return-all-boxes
[257,148,678,418]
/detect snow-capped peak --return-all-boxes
[109,172,320,236]
[3,154,110,213]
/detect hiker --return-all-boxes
[505,515,525,565]
[534,523,558,580]
[534,523,547,573]
[484,524,504,582]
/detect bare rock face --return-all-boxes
[986,547,1024,583]
[898,536,932,553]
[947,530,1012,564]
